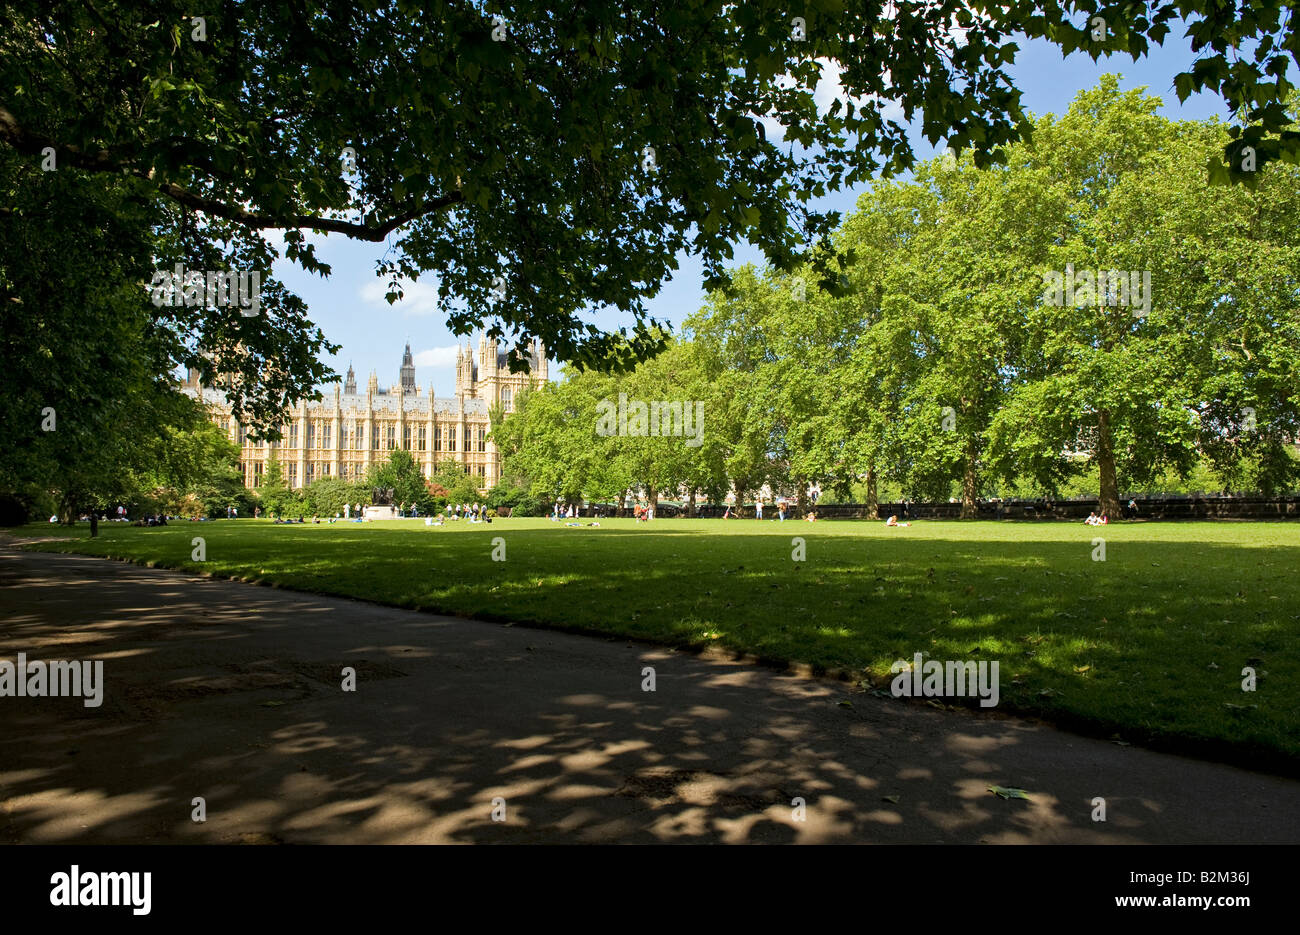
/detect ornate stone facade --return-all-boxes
[186,334,546,492]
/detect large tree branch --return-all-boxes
[0,105,464,240]
[154,180,463,240]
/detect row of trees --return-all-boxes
[494,81,1300,518]
[254,448,527,519]
[7,7,1294,524]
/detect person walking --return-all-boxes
[755,498,763,520]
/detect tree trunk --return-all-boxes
[60,492,77,526]
[687,488,696,517]
[960,435,979,519]
[648,488,658,517]
[1097,409,1122,519]
[864,466,878,520]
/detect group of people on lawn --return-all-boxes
[720,497,818,521]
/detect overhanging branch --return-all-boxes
[0,105,464,241]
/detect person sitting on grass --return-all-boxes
[885,515,910,527]
[805,511,817,522]
[1084,512,1099,525]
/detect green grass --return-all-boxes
[15,517,1300,768]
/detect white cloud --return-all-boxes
[359,275,441,317]
[757,57,905,143]
[413,346,461,368]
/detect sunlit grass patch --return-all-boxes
[19,516,1300,766]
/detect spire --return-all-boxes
[344,361,356,395]
[400,342,416,396]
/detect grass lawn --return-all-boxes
[15,516,1300,768]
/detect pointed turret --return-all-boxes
[344,362,357,395]
[400,342,416,396]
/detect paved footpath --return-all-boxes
[1,539,1297,844]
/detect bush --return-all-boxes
[510,492,548,517]
[302,477,360,517]
[486,481,545,516]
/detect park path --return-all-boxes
[1,537,1297,844]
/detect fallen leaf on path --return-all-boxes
[988,786,1030,800]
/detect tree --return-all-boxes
[301,476,360,517]
[257,450,297,517]
[497,367,622,505]
[4,1,1291,378]
[430,460,483,506]
[141,414,248,518]
[369,448,430,509]
[983,79,1300,515]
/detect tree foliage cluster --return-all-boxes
[497,82,1300,517]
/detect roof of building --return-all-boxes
[183,386,490,417]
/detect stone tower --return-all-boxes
[400,343,416,396]
[453,331,547,405]
[456,339,476,401]
[344,362,357,395]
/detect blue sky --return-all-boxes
[270,31,1236,397]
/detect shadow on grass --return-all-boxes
[5,541,1300,844]
[10,523,1300,774]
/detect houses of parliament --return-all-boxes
[184,335,547,493]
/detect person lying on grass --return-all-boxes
[885,515,911,527]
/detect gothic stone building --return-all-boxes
[185,335,546,493]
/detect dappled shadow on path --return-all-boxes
[2,542,1298,844]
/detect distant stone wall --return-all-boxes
[582,497,1300,520]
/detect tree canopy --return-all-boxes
[497,81,1300,515]
[4,1,1295,383]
